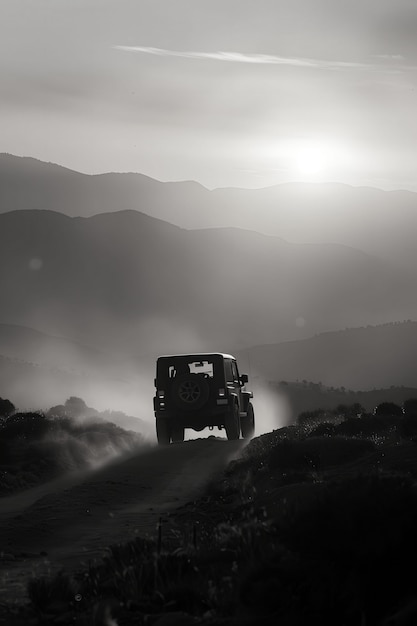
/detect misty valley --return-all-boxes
[1,155,417,625]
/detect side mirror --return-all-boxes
[154,378,157,388]
[240,373,248,385]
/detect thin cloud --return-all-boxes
[372,54,406,61]
[113,45,406,72]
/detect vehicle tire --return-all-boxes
[171,425,185,443]
[171,374,210,411]
[241,402,255,439]
[156,418,171,445]
[224,403,240,440]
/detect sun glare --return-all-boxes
[260,137,352,184]
[287,139,334,181]
[290,141,329,180]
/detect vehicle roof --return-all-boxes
[157,352,236,360]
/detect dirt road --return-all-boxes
[0,437,245,604]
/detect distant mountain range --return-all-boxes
[1,154,417,270]
[0,209,414,357]
[1,154,417,410]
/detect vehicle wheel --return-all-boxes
[171,374,210,411]
[241,402,255,439]
[156,418,171,445]
[171,425,185,443]
[224,403,240,440]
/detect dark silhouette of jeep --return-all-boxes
[153,353,255,444]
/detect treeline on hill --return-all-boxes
[7,394,417,626]
[273,379,417,421]
[0,396,149,496]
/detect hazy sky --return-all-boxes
[1,0,416,189]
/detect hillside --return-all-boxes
[2,409,417,625]
[239,321,417,390]
[269,380,417,423]
[1,154,417,270]
[0,209,414,360]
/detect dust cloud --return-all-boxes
[251,381,292,436]
[182,380,290,442]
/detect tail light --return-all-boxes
[218,389,225,397]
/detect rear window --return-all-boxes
[157,355,222,381]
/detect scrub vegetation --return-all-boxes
[0,397,149,496]
[2,393,417,625]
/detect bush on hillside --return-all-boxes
[403,397,417,417]
[374,401,403,416]
[64,396,89,417]
[0,407,148,496]
[266,436,375,472]
[399,414,417,439]
[335,402,365,418]
[0,397,15,418]
[1,411,48,440]
[308,422,337,437]
[297,408,337,427]
[336,413,402,438]
[235,474,417,625]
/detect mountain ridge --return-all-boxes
[238,320,417,391]
[1,207,413,355]
[2,153,417,270]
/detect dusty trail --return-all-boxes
[0,437,245,604]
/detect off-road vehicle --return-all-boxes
[153,353,255,444]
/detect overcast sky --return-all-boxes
[1,0,416,190]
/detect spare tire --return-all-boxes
[171,374,210,411]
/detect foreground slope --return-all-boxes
[0,438,244,603]
[2,410,417,625]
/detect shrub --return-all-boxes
[336,414,401,438]
[271,474,417,624]
[374,402,403,416]
[297,408,336,427]
[237,548,314,622]
[266,436,375,472]
[335,403,365,418]
[399,414,417,439]
[308,422,337,438]
[45,404,68,419]
[1,412,48,439]
[64,396,89,418]
[403,398,417,417]
[0,397,15,418]
[27,572,77,613]
[235,474,417,625]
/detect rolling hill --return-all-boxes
[0,209,414,358]
[1,153,417,270]
[238,321,417,390]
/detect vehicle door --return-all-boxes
[224,358,243,408]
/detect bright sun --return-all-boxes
[261,137,351,183]
[288,139,331,181]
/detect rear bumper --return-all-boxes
[154,398,230,429]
